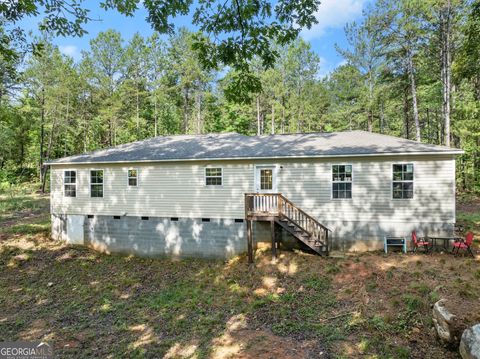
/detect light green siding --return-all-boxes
[50,155,456,250]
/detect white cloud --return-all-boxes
[59,45,78,58]
[301,0,367,40]
[318,56,331,77]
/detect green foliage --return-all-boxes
[1,1,480,193]
[2,0,322,98]
[402,294,423,312]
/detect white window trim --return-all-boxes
[127,168,139,187]
[391,163,414,200]
[90,169,105,198]
[63,169,77,198]
[254,165,278,193]
[204,166,223,187]
[331,164,353,200]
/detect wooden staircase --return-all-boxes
[245,193,331,261]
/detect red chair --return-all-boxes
[412,231,431,253]
[452,232,475,257]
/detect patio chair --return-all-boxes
[411,231,431,253]
[452,232,475,257]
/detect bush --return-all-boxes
[0,167,37,189]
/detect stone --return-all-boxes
[460,324,480,359]
[432,299,462,345]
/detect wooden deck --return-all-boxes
[244,193,331,263]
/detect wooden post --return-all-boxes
[325,229,329,256]
[247,219,253,264]
[271,219,276,260]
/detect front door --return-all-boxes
[255,166,277,193]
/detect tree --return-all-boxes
[23,38,80,190]
[167,28,213,134]
[82,30,125,146]
[283,39,319,133]
[1,0,321,99]
[123,32,150,139]
[426,0,465,147]
[337,8,385,132]
[373,0,428,141]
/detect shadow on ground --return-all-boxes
[1,222,479,358]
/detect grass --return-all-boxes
[457,211,480,228]
[0,182,49,227]
[0,185,479,358]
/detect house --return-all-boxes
[46,131,463,259]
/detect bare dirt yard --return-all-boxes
[0,187,479,358]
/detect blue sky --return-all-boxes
[21,0,369,77]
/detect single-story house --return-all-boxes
[46,131,463,259]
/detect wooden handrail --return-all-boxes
[245,193,331,230]
[245,193,331,253]
[278,195,331,232]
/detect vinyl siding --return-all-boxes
[50,155,456,225]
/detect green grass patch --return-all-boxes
[457,212,480,227]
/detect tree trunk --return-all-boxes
[64,95,70,156]
[379,102,385,134]
[256,96,261,135]
[196,91,202,135]
[136,84,140,139]
[426,108,431,143]
[183,87,189,133]
[39,88,46,189]
[441,0,452,147]
[82,95,88,152]
[403,85,410,140]
[367,70,374,132]
[368,110,373,132]
[41,166,49,194]
[42,108,58,194]
[271,102,275,135]
[154,93,158,137]
[407,50,421,142]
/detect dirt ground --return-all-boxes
[0,192,479,358]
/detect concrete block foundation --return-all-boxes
[51,214,454,258]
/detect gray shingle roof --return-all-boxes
[46,131,463,165]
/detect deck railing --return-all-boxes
[244,193,330,251]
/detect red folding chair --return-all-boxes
[452,232,475,257]
[412,231,431,253]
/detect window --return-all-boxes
[205,167,222,186]
[260,169,273,190]
[332,165,352,199]
[90,170,104,198]
[64,170,76,197]
[128,169,138,186]
[392,164,414,199]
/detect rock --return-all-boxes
[460,324,480,359]
[432,299,462,345]
[47,282,53,287]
